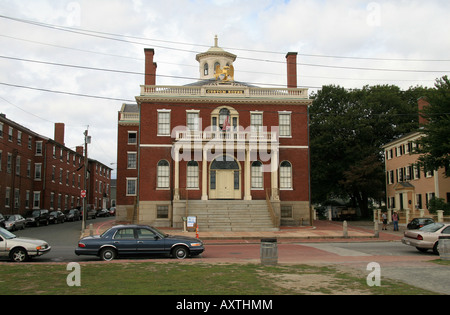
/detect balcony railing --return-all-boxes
[140,85,309,99]
[175,131,278,142]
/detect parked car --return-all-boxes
[109,207,116,216]
[0,213,5,228]
[402,222,450,254]
[49,211,65,224]
[75,224,204,261]
[25,209,50,227]
[96,209,110,217]
[407,217,435,230]
[0,227,51,262]
[4,214,26,231]
[80,208,97,220]
[64,209,81,222]
[86,209,97,220]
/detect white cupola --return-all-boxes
[195,35,237,80]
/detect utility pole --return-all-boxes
[81,129,90,232]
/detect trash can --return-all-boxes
[439,236,450,261]
[260,238,278,266]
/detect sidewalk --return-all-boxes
[82,219,404,243]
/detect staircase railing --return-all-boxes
[265,189,280,228]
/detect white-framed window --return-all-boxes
[250,112,263,133]
[35,141,43,155]
[280,161,292,189]
[127,152,137,169]
[157,110,171,136]
[278,112,291,137]
[157,205,169,219]
[17,131,22,145]
[128,131,137,144]
[8,127,13,141]
[157,160,170,189]
[33,191,41,209]
[251,161,263,189]
[186,111,200,132]
[281,205,293,218]
[126,178,137,196]
[5,187,11,207]
[187,160,199,189]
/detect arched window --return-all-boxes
[157,160,170,189]
[219,108,230,130]
[204,63,209,76]
[280,161,292,189]
[251,161,263,189]
[187,160,199,189]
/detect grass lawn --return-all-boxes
[0,261,440,295]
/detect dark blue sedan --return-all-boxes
[75,224,204,261]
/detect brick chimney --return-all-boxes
[54,123,65,146]
[418,97,430,126]
[144,48,157,85]
[286,52,298,88]
[76,146,84,156]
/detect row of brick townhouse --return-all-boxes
[0,115,112,215]
[116,37,312,230]
[383,98,450,213]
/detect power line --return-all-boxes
[0,36,439,86]
[0,82,135,102]
[2,14,450,63]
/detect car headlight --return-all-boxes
[190,242,202,247]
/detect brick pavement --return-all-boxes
[82,219,404,243]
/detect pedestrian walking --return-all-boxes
[382,211,387,230]
[392,211,400,231]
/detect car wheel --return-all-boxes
[173,246,189,259]
[99,248,117,261]
[433,242,439,255]
[10,248,28,262]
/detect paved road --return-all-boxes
[3,219,449,294]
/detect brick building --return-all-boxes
[0,115,112,215]
[117,38,312,230]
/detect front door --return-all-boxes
[209,155,241,200]
[216,170,235,199]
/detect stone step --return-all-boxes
[186,200,276,232]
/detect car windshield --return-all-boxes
[151,226,169,238]
[419,223,444,232]
[25,210,40,217]
[0,227,17,239]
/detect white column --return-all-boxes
[244,146,252,200]
[202,148,208,200]
[271,149,279,200]
[174,146,180,201]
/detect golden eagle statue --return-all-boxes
[214,64,234,82]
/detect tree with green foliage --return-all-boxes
[416,76,450,177]
[310,84,425,218]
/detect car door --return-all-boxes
[112,228,137,254]
[135,227,166,254]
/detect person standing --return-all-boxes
[382,211,387,230]
[392,211,400,231]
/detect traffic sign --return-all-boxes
[81,190,86,198]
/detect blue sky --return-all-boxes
[1,0,449,178]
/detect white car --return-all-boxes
[402,223,450,254]
[0,227,51,262]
